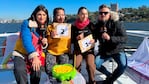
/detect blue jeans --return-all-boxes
[95,52,127,82]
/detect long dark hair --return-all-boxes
[28,5,49,26]
[77,6,88,14]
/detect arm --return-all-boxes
[110,21,127,44]
[21,20,41,71]
[21,20,38,59]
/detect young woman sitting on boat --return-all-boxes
[45,7,71,83]
[12,5,49,84]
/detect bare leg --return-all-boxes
[86,54,96,84]
[75,54,83,72]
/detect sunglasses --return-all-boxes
[99,12,109,15]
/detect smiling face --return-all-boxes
[36,10,47,25]
[78,8,88,22]
[55,9,65,23]
[98,7,111,21]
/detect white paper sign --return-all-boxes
[78,34,94,53]
[53,23,71,38]
[56,24,69,37]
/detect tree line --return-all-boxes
[66,5,149,23]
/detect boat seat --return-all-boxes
[0,34,18,69]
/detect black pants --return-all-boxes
[13,56,41,84]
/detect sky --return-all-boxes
[0,0,149,20]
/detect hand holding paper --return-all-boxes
[78,34,94,53]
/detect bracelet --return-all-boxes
[42,42,48,49]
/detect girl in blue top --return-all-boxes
[12,5,49,84]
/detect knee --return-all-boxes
[119,52,127,69]
[95,56,102,69]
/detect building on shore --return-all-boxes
[111,3,119,12]
[110,3,124,21]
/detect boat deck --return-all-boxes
[0,59,137,84]
[0,31,149,84]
